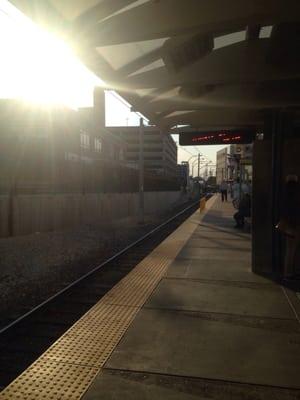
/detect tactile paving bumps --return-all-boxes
[43,304,138,367]
[0,256,170,400]
[0,359,98,400]
[102,255,170,306]
[0,203,203,400]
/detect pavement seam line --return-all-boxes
[0,196,216,400]
[281,286,300,325]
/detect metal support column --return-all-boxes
[252,111,286,276]
[139,118,144,224]
[271,111,284,275]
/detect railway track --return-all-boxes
[0,198,203,390]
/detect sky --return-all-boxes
[0,0,226,167]
[0,0,102,107]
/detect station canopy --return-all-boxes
[11,0,300,133]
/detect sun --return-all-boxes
[0,0,103,108]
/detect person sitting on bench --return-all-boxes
[234,193,251,228]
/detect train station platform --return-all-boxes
[1,195,300,400]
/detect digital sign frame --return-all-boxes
[179,130,255,146]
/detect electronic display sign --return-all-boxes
[179,130,255,146]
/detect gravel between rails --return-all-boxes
[0,197,196,326]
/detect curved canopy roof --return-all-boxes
[11,0,300,132]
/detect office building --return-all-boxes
[108,126,178,177]
[216,147,228,184]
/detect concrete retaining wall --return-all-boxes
[0,191,181,237]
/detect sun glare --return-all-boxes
[0,1,103,108]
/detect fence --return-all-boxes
[0,159,180,195]
[0,191,181,237]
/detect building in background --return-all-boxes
[77,107,126,164]
[216,144,253,185]
[216,147,228,184]
[177,161,189,190]
[74,87,126,165]
[0,94,180,196]
[109,126,178,177]
[229,144,253,182]
[0,97,126,192]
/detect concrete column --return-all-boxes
[252,127,274,275]
[139,118,144,224]
[252,112,289,277]
[93,87,106,132]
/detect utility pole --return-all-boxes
[139,117,144,224]
[197,153,201,196]
[192,160,197,177]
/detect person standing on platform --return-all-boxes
[234,193,251,228]
[242,181,250,194]
[220,180,228,202]
[232,177,241,208]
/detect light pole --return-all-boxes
[187,154,198,174]
[191,156,207,178]
[187,154,200,188]
[185,152,214,185]
[191,159,198,177]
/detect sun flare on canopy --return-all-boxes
[0,0,103,108]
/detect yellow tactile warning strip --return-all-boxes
[102,255,170,307]
[44,304,139,367]
[0,196,217,400]
[0,360,99,400]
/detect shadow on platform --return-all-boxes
[83,195,300,400]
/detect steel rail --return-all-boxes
[0,198,202,335]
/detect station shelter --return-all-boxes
[10,0,300,279]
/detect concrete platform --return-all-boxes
[83,196,300,399]
[185,237,251,249]
[145,279,293,318]
[166,259,264,282]
[105,307,300,388]
[82,369,300,400]
[178,247,250,260]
